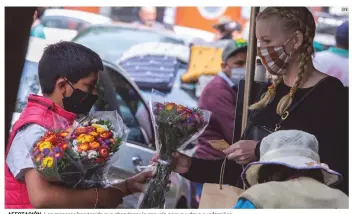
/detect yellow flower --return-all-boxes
[89,131,98,136]
[39,141,53,151]
[92,124,108,133]
[41,157,54,168]
[96,128,106,133]
[76,134,87,143]
[84,135,95,142]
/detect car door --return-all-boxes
[95,61,192,208]
[94,62,157,208]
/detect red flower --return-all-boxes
[99,148,109,158]
[45,135,56,143]
[95,157,106,164]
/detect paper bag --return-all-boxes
[198,183,244,209]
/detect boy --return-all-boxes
[5,42,152,208]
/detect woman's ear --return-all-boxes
[293,31,304,50]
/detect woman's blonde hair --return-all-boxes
[249,7,316,115]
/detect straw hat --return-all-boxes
[242,130,342,187]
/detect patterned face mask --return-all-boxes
[257,36,295,76]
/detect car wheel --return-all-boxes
[176,196,188,209]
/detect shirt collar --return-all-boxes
[328,47,349,58]
[218,71,235,88]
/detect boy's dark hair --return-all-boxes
[38,41,103,95]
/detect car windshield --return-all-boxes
[41,15,90,31]
[72,26,185,62]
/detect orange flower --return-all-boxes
[100,131,112,139]
[89,141,100,150]
[60,132,69,137]
[165,103,176,111]
[60,143,69,151]
[78,143,89,152]
[75,127,87,135]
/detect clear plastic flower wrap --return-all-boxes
[139,89,211,208]
[28,110,129,188]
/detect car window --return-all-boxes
[73,27,185,62]
[93,67,153,146]
[41,16,89,31]
[15,60,40,112]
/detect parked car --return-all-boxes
[173,25,215,43]
[40,9,112,43]
[12,38,194,208]
[72,23,186,62]
[72,23,198,108]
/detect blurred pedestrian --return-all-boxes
[30,7,46,39]
[134,7,171,30]
[213,16,242,41]
[235,130,348,209]
[313,20,349,86]
[194,39,247,200]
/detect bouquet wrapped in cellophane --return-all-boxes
[29,111,129,188]
[139,90,211,208]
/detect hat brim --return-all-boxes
[241,155,342,187]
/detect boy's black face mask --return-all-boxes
[62,81,98,115]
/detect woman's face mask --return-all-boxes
[257,36,295,76]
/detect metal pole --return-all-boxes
[241,7,260,135]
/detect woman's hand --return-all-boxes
[223,140,259,165]
[151,152,192,174]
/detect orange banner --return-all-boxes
[64,7,100,14]
[175,7,246,33]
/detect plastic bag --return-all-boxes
[29,110,128,188]
[139,89,211,208]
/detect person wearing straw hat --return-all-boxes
[234,130,348,209]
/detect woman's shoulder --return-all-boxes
[314,72,345,90]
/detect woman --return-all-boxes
[234,130,348,209]
[157,7,348,195]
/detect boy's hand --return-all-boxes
[126,169,154,194]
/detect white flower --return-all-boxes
[88,150,98,159]
[81,151,87,157]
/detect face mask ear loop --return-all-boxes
[62,78,77,99]
[63,78,75,90]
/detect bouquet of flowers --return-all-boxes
[29,111,128,188]
[139,90,211,208]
